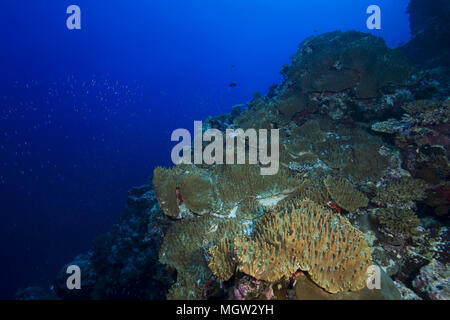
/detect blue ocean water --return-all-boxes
[0,0,411,299]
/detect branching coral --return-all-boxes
[373,177,428,205]
[377,208,420,236]
[209,200,372,293]
[324,175,369,212]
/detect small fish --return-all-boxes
[229,83,237,88]
[327,201,341,214]
[175,187,183,205]
[289,270,304,285]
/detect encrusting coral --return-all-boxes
[209,200,372,294]
[324,175,369,212]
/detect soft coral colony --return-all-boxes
[151,31,449,300]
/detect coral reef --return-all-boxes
[179,172,214,214]
[401,100,450,126]
[401,0,450,68]
[153,167,181,218]
[293,269,401,300]
[31,24,449,301]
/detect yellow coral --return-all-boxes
[231,201,372,293]
[208,238,236,281]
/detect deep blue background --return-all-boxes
[0,0,411,298]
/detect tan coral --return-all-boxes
[159,214,245,299]
[231,201,372,293]
[180,173,214,213]
[208,238,236,281]
[153,167,180,218]
[278,177,330,208]
[324,175,369,212]
[377,208,420,236]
